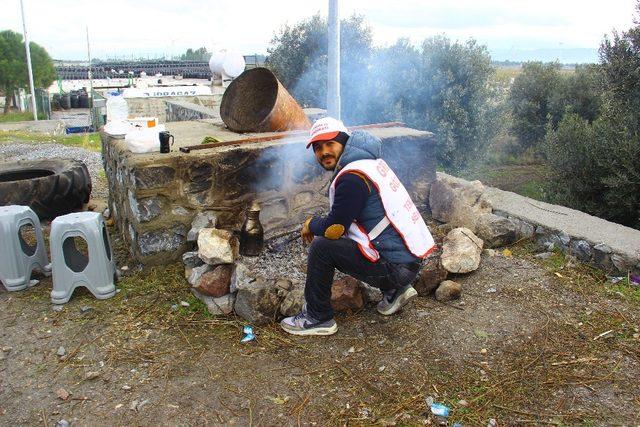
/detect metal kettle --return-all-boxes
[239,201,264,256]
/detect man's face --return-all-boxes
[313,140,344,171]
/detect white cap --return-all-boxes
[307,117,349,149]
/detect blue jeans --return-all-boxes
[305,237,420,321]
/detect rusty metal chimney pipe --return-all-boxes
[220,67,311,133]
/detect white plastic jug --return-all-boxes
[106,92,129,122]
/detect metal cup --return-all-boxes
[159,131,174,153]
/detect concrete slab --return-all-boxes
[483,181,640,263]
[0,119,66,135]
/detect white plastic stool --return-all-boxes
[50,212,116,304]
[0,205,51,291]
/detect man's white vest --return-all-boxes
[329,159,436,262]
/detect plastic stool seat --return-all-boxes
[50,212,116,304]
[0,205,51,291]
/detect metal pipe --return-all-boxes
[86,26,93,96]
[327,0,340,120]
[20,0,38,121]
[179,122,406,153]
[220,67,310,133]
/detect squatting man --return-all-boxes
[280,117,436,336]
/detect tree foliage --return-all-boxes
[508,62,562,150]
[180,47,210,61]
[509,62,604,154]
[544,2,640,229]
[0,30,56,113]
[415,37,497,171]
[265,13,373,125]
[266,17,498,171]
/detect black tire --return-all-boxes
[0,159,92,220]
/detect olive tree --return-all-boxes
[0,30,56,113]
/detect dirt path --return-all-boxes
[1,231,638,425]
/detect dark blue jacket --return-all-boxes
[316,130,419,264]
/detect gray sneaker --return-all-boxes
[280,308,338,336]
[377,285,418,316]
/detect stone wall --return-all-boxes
[101,126,436,265]
[165,100,218,122]
[433,172,640,276]
[126,95,220,123]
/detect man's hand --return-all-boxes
[301,218,314,245]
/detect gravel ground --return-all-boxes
[0,142,108,200]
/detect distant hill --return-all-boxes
[489,48,598,64]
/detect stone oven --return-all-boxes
[101,68,437,265]
[101,121,436,265]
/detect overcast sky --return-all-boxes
[1,0,637,61]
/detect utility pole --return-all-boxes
[20,0,38,121]
[327,0,340,120]
[86,26,93,96]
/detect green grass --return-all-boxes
[605,277,640,305]
[0,130,102,152]
[460,163,548,201]
[0,111,44,122]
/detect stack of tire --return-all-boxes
[54,90,90,110]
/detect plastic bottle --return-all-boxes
[106,92,129,122]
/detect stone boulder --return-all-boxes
[234,278,280,325]
[198,228,239,265]
[191,289,235,316]
[413,251,448,296]
[187,211,218,242]
[475,213,518,248]
[275,278,293,298]
[280,287,305,317]
[182,251,204,269]
[230,261,255,293]
[188,264,212,286]
[194,264,233,297]
[331,277,364,312]
[435,280,462,302]
[429,175,492,232]
[441,228,484,274]
[359,282,383,305]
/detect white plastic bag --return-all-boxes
[104,119,133,137]
[124,125,166,153]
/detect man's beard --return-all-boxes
[320,155,336,171]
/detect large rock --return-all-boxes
[187,211,218,242]
[475,213,518,248]
[234,278,280,325]
[129,192,163,223]
[194,264,233,297]
[230,261,255,293]
[275,278,293,298]
[359,282,383,305]
[197,228,239,265]
[182,251,204,268]
[413,252,448,296]
[429,175,492,232]
[280,287,305,317]
[191,289,235,316]
[188,264,212,286]
[441,228,484,274]
[331,277,364,312]
[435,280,462,302]
[138,224,187,257]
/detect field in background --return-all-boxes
[0,111,45,122]
[0,130,101,152]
